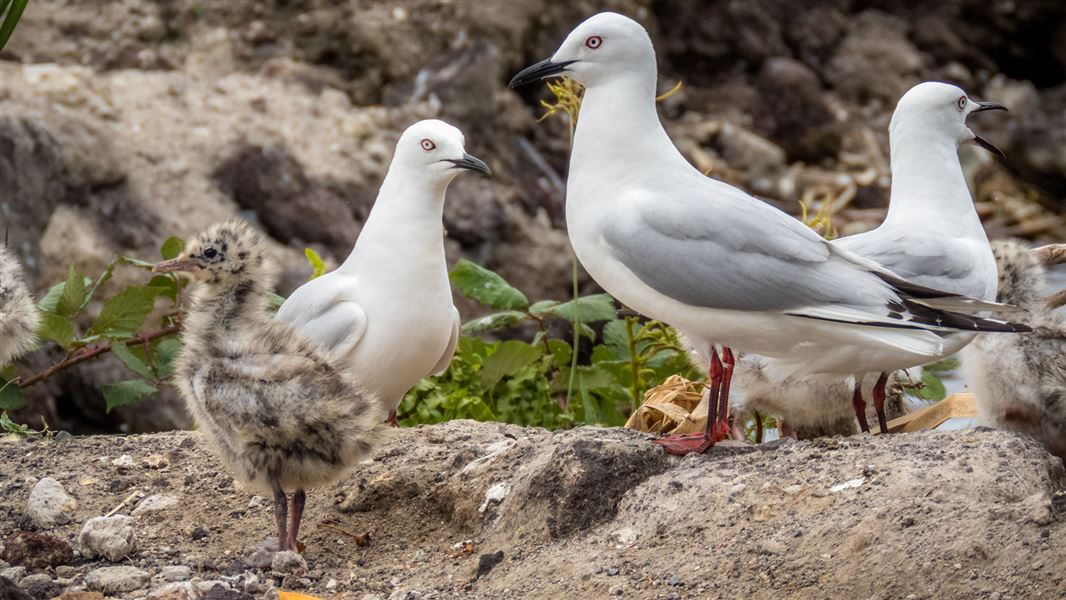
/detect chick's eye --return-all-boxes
[202,248,218,259]
[956,96,967,111]
[585,35,602,49]
[420,139,436,151]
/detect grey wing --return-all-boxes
[430,307,461,376]
[835,226,980,294]
[603,185,894,314]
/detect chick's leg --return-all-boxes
[872,372,890,434]
[287,488,306,552]
[273,484,289,551]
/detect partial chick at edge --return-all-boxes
[0,242,41,366]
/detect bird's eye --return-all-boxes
[203,248,218,259]
[956,96,967,111]
[420,139,436,151]
[585,35,602,50]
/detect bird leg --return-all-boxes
[273,484,289,551]
[286,488,306,552]
[779,419,798,440]
[653,347,723,455]
[388,411,398,427]
[872,372,890,434]
[852,383,871,433]
[718,347,735,440]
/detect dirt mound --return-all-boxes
[0,423,1063,599]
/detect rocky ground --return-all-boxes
[0,422,1064,599]
[2,0,1066,433]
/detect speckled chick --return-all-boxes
[0,242,40,366]
[157,220,385,553]
[963,240,1066,459]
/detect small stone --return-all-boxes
[147,581,198,599]
[112,455,136,469]
[783,484,803,495]
[325,578,338,590]
[55,566,77,578]
[611,527,637,545]
[989,593,1002,600]
[26,477,78,528]
[2,530,75,568]
[388,591,419,600]
[1,566,28,582]
[132,495,179,516]
[54,592,106,600]
[761,540,788,555]
[17,573,52,588]
[160,565,191,582]
[143,454,169,469]
[79,515,136,561]
[607,567,619,576]
[270,551,307,575]
[84,566,150,594]
[18,572,61,598]
[668,575,684,586]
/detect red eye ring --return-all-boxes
[956,96,967,111]
[420,139,436,151]
[585,35,602,49]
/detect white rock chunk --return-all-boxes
[132,494,179,515]
[26,477,77,528]
[85,565,150,594]
[79,514,136,561]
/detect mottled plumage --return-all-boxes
[0,242,40,366]
[159,220,384,552]
[963,240,1066,459]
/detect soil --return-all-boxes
[1,422,1064,599]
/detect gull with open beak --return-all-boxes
[276,119,490,424]
[510,13,1028,455]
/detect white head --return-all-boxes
[890,82,1007,156]
[389,119,490,182]
[509,12,656,90]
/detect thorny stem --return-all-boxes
[19,324,182,389]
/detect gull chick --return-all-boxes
[276,119,490,422]
[510,12,1027,455]
[963,240,1066,458]
[741,82,1007,434]
[0,242,40,366]
[156,221,384,555]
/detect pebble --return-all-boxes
[0,566,27,582]
[270,551,307,575]
[85,565,150,594]
[79,515,136,561]
[147,581,198,599]
[26,477,78,528]
[17,573,52,588]
[160,565,192,581]
[18,572,60,598]
[132,495,179,516]
[668,574,684,586]
[55,566,78,578]
[112,455,136,469]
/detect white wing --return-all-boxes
[276,273,368,357]
[430,307,460,376]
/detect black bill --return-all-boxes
[966,100,1007,158]
[445,153,491,175]
[970,100,1007,113]
[509,59,576,88]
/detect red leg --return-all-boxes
[388,410,398,427]
[852,382,871,433]
[718,347,735,441]
[872,372,889,434]
[779,419,798,440]
[286,488,306,552]
[654,347,722,455]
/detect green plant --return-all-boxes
[0,0,28,52]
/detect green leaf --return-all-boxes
[111,342,155,380]
[916,369,947,402]
[147,275,179,302]
[546,338,572,367]
[449,259,529,310]
[101,379,156,413]
[37,313,75,348]
[152,336,182,379]
[56,266,88,317]
[538,293,616,323]
[266,291,285,312]
[480,341,542,390]
[0,366,23,411]
[528,300,560,315]
[0,0,29,54]
[460,311,528,335]
[305,247,326,280]
[160,236,185,260]
[89,286,162,338]
[39,276,93,313]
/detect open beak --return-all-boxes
[153,258,197,273]
[509,59,576,88]
[966,101,1008,159]
[445,153,492,176]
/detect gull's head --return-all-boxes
[509,12,655,89]
[153,220,267,285]
[891,82,1008,157]
[391,119,491,182]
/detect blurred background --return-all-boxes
[1,0,1064,433]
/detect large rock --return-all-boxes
[78,515,135,561]
[84,566,150,594]
[1,530,74,569]
[25,477,77,528]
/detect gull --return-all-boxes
[0,242,39,366]
[276,120,490,422]
[739,82,1008,435]
[963,240,1066,459]
[155,220,384,558]
[510,12,1028,454]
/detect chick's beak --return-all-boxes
[153,258,197,273]
[445,153,492,176]
[509,59,576,88]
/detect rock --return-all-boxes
[0,575,32,600]
[147,581,199,600]
[0,567,28,582]
[26,477,77,528]
[753,57,842,162]
[270,551,307,575]
[111,454,136,469]
[17,572,60,600]
[827,11,924,104]
[55,592,106,600]
[159,565,192,582]
[84,566,150,594]
[201,583,252,599]
[78,515,136,561]
[132,494,179,516]
[1,530,75,568]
